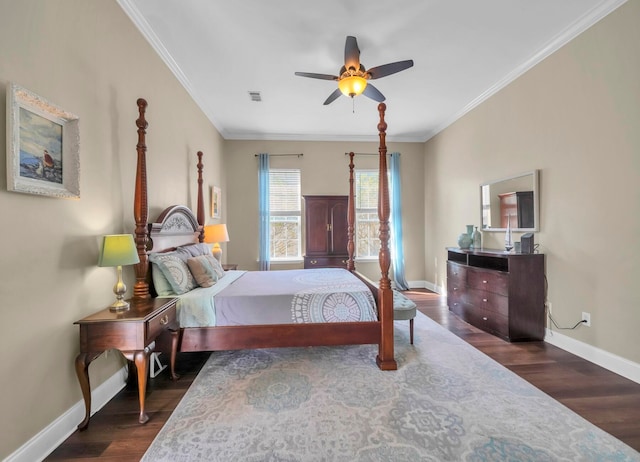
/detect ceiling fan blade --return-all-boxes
[344,36,360,71]
[323,88,343,105]
[366,60,414,79]
[295,72,338,80]
[362,83,385,102]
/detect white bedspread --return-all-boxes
[161,268,378,328]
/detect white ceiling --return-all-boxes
[118,0,624,143]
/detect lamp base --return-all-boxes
[109,299,130,312]
[110,265,129,312]
[212,243,222,261]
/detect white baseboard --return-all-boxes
[6,366,127,462]
[407,280,445,295]
[545,329,640,385]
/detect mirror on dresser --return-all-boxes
[480,170,539,232]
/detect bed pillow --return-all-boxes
[151,262,175,296]
[149,252,197,295]
[186,255,218,288]
[207,255,226,279]
[175,243,213,261]
[176,242,225,280]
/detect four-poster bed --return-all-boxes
[131,98,396,371]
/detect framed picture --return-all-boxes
[6,83,80,198]
[211,185,221,218]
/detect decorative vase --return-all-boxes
[505,214,513,251]
[471,226,482,249]
[458,225,473,249]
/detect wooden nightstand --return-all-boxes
[74,297,179,429]
[222,263,238,270]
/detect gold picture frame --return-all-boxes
[211,185,221,218]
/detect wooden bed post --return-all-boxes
[376,103,397,371]
[346,152,356,272]
[133,98,150,300]
[196,151,205,242]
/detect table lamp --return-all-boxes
[204,224,229,261]
[98,234,140,311]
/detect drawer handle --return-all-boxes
[159,315,169,326]
[482,298,488,302]
[342,260,347,264]
[482,280,488,284]
[310,260,317,265]
[453,287,457,291]
[482,316,488,321]
[454,271,458,276]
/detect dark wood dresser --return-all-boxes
[303,195,349,269]
[446,247,545,341]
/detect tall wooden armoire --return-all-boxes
[303,195,349,268]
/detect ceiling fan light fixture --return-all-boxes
[338,75,367,97]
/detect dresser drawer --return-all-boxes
[447,261,467,285]
[457,303,509,339]
[146,301,177,343]
[304,256,348,269]
[467,267,508,296]
[447,285,464,312]
[466,288,509,317]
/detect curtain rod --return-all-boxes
[254,153,303,157]
[344,152,378,156]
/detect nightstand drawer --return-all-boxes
[147,301,177,343]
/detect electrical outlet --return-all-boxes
[581,311,591,327]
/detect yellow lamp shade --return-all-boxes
[98,234,140,267]
[204,224,230,261]
[204,224,229,244]
[338,75,367,97]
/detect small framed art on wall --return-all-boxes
[211,185,221,218]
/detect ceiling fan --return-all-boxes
[295,36,414,105]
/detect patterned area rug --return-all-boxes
[142,313,640,461]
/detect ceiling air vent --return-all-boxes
[248,91,262,102]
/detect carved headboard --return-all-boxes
[148,205,202,253]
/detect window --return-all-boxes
[355,170,380,258]
[269,169,301,260]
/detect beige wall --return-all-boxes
[424,1,639,363]
[0,0,223,458]
[223,140,425,283]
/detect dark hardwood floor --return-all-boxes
[47,290,640,460]
[408,289,640,453]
